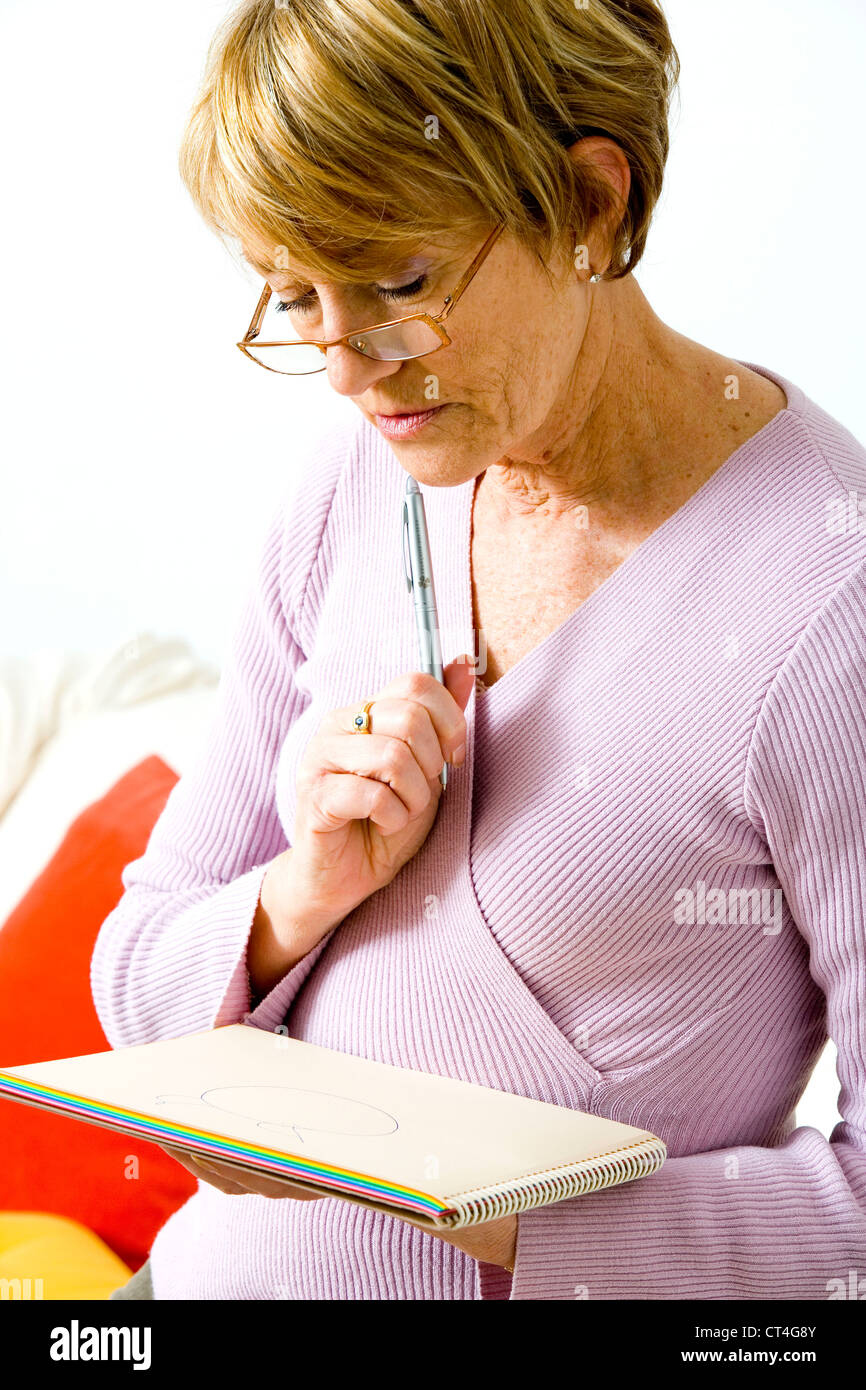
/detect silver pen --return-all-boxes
[402,475,448,791]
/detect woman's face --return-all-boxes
[268,224,596,489]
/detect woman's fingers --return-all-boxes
[159,1144,322,1201]
[352,695,452,779]
[299,704,450,836]
[326,731,435,809]
[160,1144,247,1194]
[327,672,467,772]
[366,669,468,758]
[305,769,421,834]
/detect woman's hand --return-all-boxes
[159,655,505,1247]
[160,1144,517,1269]
[254,657,476,975]
[159,1145,326,1200]
[394,1211,518,1271]
[247,655,476,997]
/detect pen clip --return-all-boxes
[402,502,414,593]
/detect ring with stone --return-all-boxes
[352,700,375,733]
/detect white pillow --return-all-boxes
[0,634,218,928]
[0,633,218,819]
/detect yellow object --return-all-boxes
[0,1212,133,1301]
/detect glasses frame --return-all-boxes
[237,223,505,375]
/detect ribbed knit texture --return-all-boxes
[91,361,866,1299]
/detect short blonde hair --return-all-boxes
[178,0,680,284]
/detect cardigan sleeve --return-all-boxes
[90,443,347,1049]
[497,556,866,1300]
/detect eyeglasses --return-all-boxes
[237,223,504,375]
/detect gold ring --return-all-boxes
[351,700,375,733]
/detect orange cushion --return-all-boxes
[0,756,197,1272]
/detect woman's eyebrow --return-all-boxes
[252,250,441,291]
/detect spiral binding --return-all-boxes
[432,1136,668,1229]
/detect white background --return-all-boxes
[2,0,865,663]
[2,0,863,1135]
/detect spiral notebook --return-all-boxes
[0,1024,666,1229]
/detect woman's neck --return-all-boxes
[478,276,778,534]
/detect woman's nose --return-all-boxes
[323,341,404,397]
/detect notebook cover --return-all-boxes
[0,1024,666,1229]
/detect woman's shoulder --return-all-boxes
[266,409,401,639]
[277,411,365,518]
[735,361,866,688]
[274,409,397,525]
[742,359,866,500]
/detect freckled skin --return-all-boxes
[197,141,786,1270]
[300,138,785,688]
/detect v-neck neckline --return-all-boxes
[387,361,805,1107]
[462,361,804,702]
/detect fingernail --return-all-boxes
[452,743,466,765]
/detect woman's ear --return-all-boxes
[566,135,632,273]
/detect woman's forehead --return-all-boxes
[242,230,470,288]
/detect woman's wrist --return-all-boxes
[248,853,341,997]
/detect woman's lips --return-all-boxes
[373,405,446,439]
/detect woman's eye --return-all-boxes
[376,274,428,302]
[275,292,315,314]
[275,274,429,315]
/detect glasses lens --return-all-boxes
[346,318,443,361]
[243,292,444,373]
[244,295,327,374]
[244,342,329,375]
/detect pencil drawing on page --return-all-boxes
[153,1085,400,1145]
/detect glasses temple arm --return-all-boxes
[244,283,273,342]
[437,223,505,322]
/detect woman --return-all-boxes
[98,0,866,1299]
